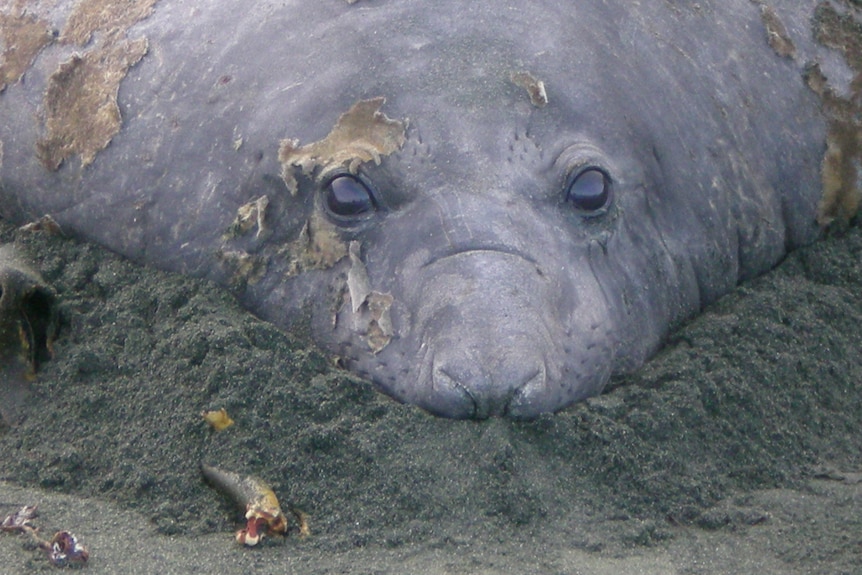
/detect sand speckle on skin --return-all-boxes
[0,218,860,574]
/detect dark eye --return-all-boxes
[324,175,376,217]
[565,168,611,213]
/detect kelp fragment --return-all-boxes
[201,464,310,546]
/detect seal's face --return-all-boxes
[302,100,671,418]
[273,0,825,418]
[266,3,741,418]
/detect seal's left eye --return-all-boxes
[325,175,376,217]
[565,168,611,214]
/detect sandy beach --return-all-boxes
[0,218,860,574]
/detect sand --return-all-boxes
[0,218,860,574]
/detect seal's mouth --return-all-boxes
[421,246,541,271]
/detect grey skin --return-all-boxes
[0,1,829,417]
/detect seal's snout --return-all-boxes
[403,247,563,419]
[430,343,548,419]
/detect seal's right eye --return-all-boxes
[324,175,376,217]
[564,168,612,215]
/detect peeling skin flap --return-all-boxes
[345,241,394,353]
[347,240,372,317]
[278,97,407,195]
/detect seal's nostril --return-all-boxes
[430,347,547,419]
[425,367,477,419]
[507,367,552,419]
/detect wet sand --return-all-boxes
[1,218,860,574]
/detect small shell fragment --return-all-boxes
[41,531,89,567]
[510,71,548,107]
[1,507,88,566]
[1,505,38,532]
[202,408,234,431]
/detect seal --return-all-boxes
[0,1,856,418]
